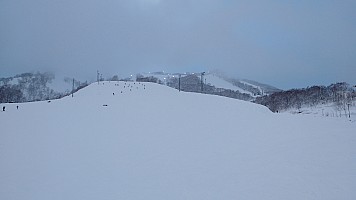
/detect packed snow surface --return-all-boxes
[1,81,355,200]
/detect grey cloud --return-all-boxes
[1,0,355,89]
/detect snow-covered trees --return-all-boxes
[0,85,24,103]
[0,72,64,103]
[136,74,162,84]
[255,82,356,113]
[110,75,119,81]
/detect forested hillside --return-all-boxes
[255,82,356,113]
[0,72,87,103]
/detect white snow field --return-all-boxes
[1,81,355,200]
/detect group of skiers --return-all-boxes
[116,82,146,94]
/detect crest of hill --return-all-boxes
[65,81,272,116]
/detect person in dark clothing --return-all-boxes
[17,106,19,110]
[2,106,5,111]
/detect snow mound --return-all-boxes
[1,81,355,200]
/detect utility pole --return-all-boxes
[178,74,181,92]
[201,72,205,92]
[97,70,100,84]
[72,78,75,97]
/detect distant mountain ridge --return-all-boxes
[136,71,282,101]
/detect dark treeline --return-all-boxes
[254,82,356,112]
[0,72,88,103]
[136,75,163,84]
[1,72,58,103]
[0,85,24,103]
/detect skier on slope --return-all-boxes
[2,106,5,111]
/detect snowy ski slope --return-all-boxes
[204,74,254,95]
[1,81,355,200]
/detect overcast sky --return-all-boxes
[1,0,355,89]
